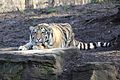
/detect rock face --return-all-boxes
[69,64,117,80]
[0,48,119,80]
[0,49,59,80]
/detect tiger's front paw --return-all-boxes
[18,46,28,51]
[33,45,44,50]
[32,46,40,50]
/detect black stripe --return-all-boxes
[100,42,103,47]
[87,43,90,49]
[93,42,97,49]
[60,27,68,47]
[79,42,82,50]
[84,43,87,50]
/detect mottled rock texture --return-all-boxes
[0,48,119,80]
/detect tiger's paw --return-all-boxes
[18,46,28,51]
[32,46,40,50]
[33,46,44,50]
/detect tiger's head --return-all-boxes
[29,23,53,46]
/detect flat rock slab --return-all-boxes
[0,47,119,80]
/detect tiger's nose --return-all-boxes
[36,38,42,43]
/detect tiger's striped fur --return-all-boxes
[19,23,113,50]
[72,39,111,50]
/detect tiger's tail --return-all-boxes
[73,40,112,50]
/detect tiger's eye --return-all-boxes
[45,35,47,38]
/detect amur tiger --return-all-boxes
[19,23,114,50]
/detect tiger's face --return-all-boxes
[29,24,53,45]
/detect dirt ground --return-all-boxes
[0,2,120,49]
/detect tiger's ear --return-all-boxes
[29,26,35,31]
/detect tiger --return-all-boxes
[19,23,114,50]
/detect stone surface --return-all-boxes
[0,48,60,80]
[72,63,117,80]
[0,48,119,80]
